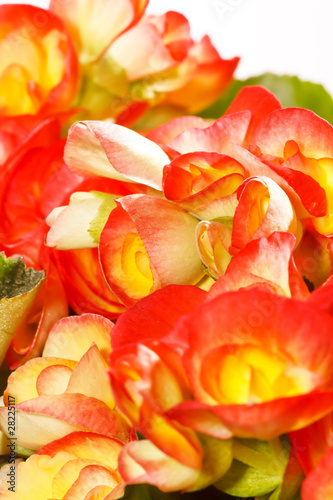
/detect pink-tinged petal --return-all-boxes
[119,195,204,286]
[51,459,116,499]
[147,116,210,145]
[225,85,282,145]
[163,151,245,210]
[111,285,207,349]
[50,0,148,63]
[254,108,333,159]
[66,344,115,408]
[118,440,200,491]
[37,431,124,469]
[0,408,83,450]
[196,221,232,278]
[108,12,190,81]
[209,232,309,299]
[3,357,76,404]
[100,195,205,306]
[37,365,74,397]
[64,121,169,190]
[43,314,113,364]
[63,465,120,500]
[16,393,130,441]
[165,36,239,113]
[167,111,251,155]
[231,176,297,253]
[302,447,333,500]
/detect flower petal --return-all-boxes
[43,314,113,364]
[64,121,169,190]
[111,284,206,349]
[118,440,200,491]
[50,0,147,63]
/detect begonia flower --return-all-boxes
[0,4,78,117]
[0,432,125,500]
[109,286,333,489]
[0,314,130,450]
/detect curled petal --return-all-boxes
[100,195,204,306]
[231,176,297,253]
[196,221,232,278]
[165,36,239,113]
[4,356,76,404]
[254,108,333,159]
[15,393,130,442]
[64,121,169,190]
[118,440,200,491]
[163,151,245,210]
[108,12,191,81]
[209,232,309,299]
[168,111,251,155]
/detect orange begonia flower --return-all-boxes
[0,4,78,117]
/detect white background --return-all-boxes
[3,0,333,95]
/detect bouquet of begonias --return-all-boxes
[0,1,333,499]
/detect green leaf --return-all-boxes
[0,253,44,365]
[15,445,35,458]
[0,253,43,300]
[187,435,233,492]
[199,74,333,124]
[215,437,289,498]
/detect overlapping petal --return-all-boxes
[0,432,124,499]
[99,195,205,306]
[0,4,78,116]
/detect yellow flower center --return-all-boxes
[202,345,322,405]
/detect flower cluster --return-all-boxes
[47,86,333,306]
[0,0,236,369]
[0,0,237,124]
